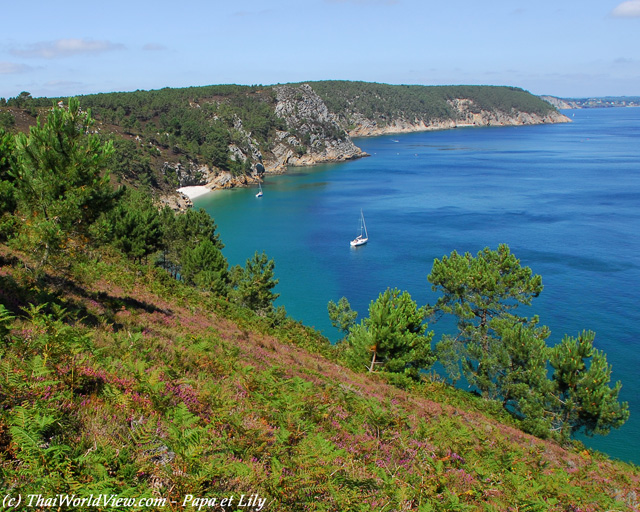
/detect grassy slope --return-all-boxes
[1,245,638,511]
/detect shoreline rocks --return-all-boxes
[169,89,570,203]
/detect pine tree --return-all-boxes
[230,251,279,315]
[158,206,223,279]
[174,207,224,251]
[549,331,629,439]
[11,98,117,268]
[428,244,543,396]
[159,205,180,278]
[0,129,15,182]
[110,189,162,264]
[327,297,358,335]
[0,130,17,237]
[181,239,229,294]
[345,288,435,378]
[492,316,554,437]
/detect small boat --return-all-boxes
[256,181,263,197]
[350,210,368,247]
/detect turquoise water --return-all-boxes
[194,108,640,465]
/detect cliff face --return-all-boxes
[165,84,366,201]
[200,86,571,186]
[269,84,367,170]
[266,86,570,160]
[0,83,571,205]
[347,97,570,137]
[541,95,576,110]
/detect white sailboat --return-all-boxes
[350,210,368,247]
[256,181,263,197]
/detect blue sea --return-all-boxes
[194,108,640,465]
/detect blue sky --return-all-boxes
[1,0,639,99]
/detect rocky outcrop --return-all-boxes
[162,161,216,188]
[158,191,193,212]
[162,133,263,196]
[268,84,367,170]
[540,96,577,110]
[167,84,368,198]
[347,98,570,137]
[348,115,456,137]
[448,98,571,127]
[207,171,260,189]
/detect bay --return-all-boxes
[194,108,640,465]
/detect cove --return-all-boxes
[194,108,640,465]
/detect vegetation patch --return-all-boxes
[0,98,637,511]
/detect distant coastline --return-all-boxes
[345,109,570,138]
[0,82,576,208]
[541,95,640,109]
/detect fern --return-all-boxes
[0,358,21,388]
[27,354,51,379]
[8,403,71,478]
[129,414,157,446]
[167,403,204,464]
[102,383,132,410]
[10,423,41,455]
[0,304,14,343]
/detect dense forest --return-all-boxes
[0,94,637,509]
[0,82,562,204]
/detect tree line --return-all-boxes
[0,99,281,319]
[1,86,284,185]
[328,244,629,442]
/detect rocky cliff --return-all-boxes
[345,97,570,137]
[187,84,570,198]
[165,84,368,206]
[1,82,571,207]
[540,95,577,110]
[270,84,367,169]
[153,83,570,205]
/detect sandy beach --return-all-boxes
[177,186,213,200]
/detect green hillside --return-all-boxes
[310,81,556,127]
[0,83,563,202]
[0,99,638,511]
[1,244,638,510]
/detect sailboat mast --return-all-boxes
[361,210,368,238]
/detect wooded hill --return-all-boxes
[0,83,562,201]
[310,81,557,126]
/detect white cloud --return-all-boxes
[611,0,640,18]
[0,61,31,74]
[11,38,124,59]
